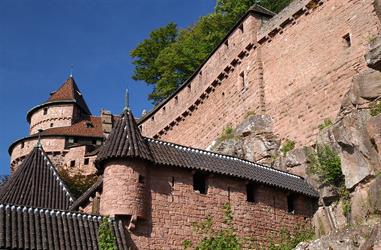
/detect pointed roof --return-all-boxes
[26,76,91,122]
[95,109,152,168]
[0,146,74,210]
[48,76,91,114]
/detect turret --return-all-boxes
[26,76,91,135]
[95,108,152,227]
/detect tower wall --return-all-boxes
[100,159,148,218]
[29,104,75,135]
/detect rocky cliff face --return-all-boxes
[209,35,381,249]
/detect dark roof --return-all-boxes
[0,146,74,210]
[8,116,104,155]
[0,203,131,250]
[137,5,275,124]
[146,138,318,198]
[96,109,152,168]
[69,176,103,211]
[26,76,91,122]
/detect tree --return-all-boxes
[98,217,117,250]
[131,0,293,104]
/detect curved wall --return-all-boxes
[29,104,75,135]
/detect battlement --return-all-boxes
[139,0,381,149]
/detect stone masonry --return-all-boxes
[139,0,381,150]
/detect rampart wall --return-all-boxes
[140,0,381,149]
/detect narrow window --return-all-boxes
[187,84,191,92]
[174,96,178,105]
[199,71,202,76]
[163,106,166,113]
[239,24,244,33]
[228,187,231,201]
[139,125,142,132]
[287,195,295,214]
[20,142,24,149]
[43,108,48,115]
[171,176,175,187]
[343,33,351,47]
[240,71,246,90]
[246,183,256,202]
[70,160,75,167]
[224,40,229,47]
[151,116,155,121]
[193,172,207,194]
[84,158,89,165]
[50,123,54,128]
[138,175,145,184]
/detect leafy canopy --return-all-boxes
[130,0,292,104]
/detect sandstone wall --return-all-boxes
[119,165,314,249]
[140,0,381,150]
[100,159,148,218]
[29,104,74,134]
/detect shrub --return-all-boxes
[370,100,381,117]
[307,144,343,187]
[58,168,98,198]
[280,139,295,155]
[98,217,117,250]
[318,118,333,130]
[219,125,235,141]
[185,203,243,250]
[269,227,315,250]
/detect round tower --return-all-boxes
[26,76,91,135]
[96,108,153,223]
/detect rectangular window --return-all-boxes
[43,108,48,115]
[193,172,207,194]
[70,160,75,167]
[224,40,229,47]
[239,24,244,33]
[84,158,89,165]
[240,71,246,90]
[343,33,351,47]
[287,195,295,214]
[138,175,145,184]
[20,142,25,149]
[50,123,54,128]
[246,183,256,203]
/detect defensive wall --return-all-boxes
[139,0,381,149]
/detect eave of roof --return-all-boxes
[137,5,275,124]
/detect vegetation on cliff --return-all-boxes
[130,0,292,104]
[58,168,98,198]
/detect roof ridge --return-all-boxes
[145,137,303,180]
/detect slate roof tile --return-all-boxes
[0,203,130,249]
[0,146,74,210]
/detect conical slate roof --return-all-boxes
[0,146,74,210]
[48,76,91,115]
[96,109,152,168]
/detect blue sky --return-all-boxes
[0,0,215,175]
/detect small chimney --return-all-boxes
[101,109,113,138]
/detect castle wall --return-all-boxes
[29,104,74,135]
[10,137,97,175]
[120,165,314,249]
[140,0,381,150]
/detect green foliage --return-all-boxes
[318,118,333,130]
[98,217,117,250]
[269,227,315,250]
[339,188,351,219]
[58,168,98,198]
[370,100,381,117]
[219,125,235,141]
[307,144,343,187]
[280,139,295,155]
[185,203,243,250]
[131,0,293,104]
